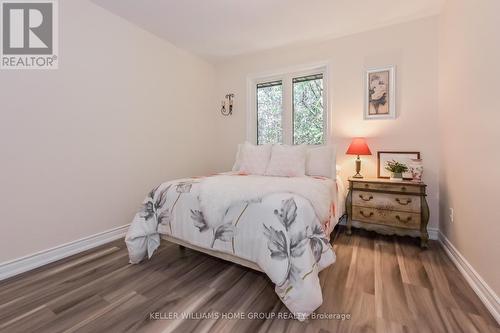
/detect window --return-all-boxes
[293,74,324,145]
[257,81,283,144]
[252,67,327,145]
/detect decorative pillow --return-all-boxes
[306,145,336,178]
[238,142,272,175]
[231,143,243,171]
[265,144,307,177]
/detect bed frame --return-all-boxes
[161,217,343,274]
[161,234,262,272]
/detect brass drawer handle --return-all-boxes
[401,186,407,192]
[359,194,373,201]
[360,210,374,218]
[395,198,412,205]
[395,215,412,223]
[364,183,370,188]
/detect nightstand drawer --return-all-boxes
[352,182,422,194]
[352,190,421,213]
[352,206,421,229]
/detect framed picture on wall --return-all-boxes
[377,151,420,179]
[364,65,396,119]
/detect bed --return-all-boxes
[125,170,345,320]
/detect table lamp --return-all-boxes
[346,138,372,178]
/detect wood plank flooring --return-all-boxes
[0,227,498,333]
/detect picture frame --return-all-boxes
[377,151,420,180]
[364,65,396,120]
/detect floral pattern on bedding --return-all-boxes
[126,175,337,320]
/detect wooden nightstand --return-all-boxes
[345,178,430,247]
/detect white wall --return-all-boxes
[0,0,216,262]
[439,0,500,295]
[213,16,440,230]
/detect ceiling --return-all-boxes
[92,0,443,60]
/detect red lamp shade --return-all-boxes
[346,138,372,156]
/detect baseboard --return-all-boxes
[439,232,500,324]
[0,224,129,281]
[427,227,439,240]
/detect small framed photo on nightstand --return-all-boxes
[377,151,420,180]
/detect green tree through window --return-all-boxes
[257,81,283,144]
[255,72,325,145]
[293,74,324,145]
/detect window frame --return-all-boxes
[246,63,330,146]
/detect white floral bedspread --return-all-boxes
[125,174,339,320]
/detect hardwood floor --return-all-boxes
[0,227,498,333]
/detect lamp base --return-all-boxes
[352,156,364,178]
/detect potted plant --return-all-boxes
[385,160,408,181]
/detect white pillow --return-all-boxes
[231,143,243,171]
[265,144,307,177]
[306,145,336,178]
[238,142,272,175]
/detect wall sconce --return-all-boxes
[221,93,234,116]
